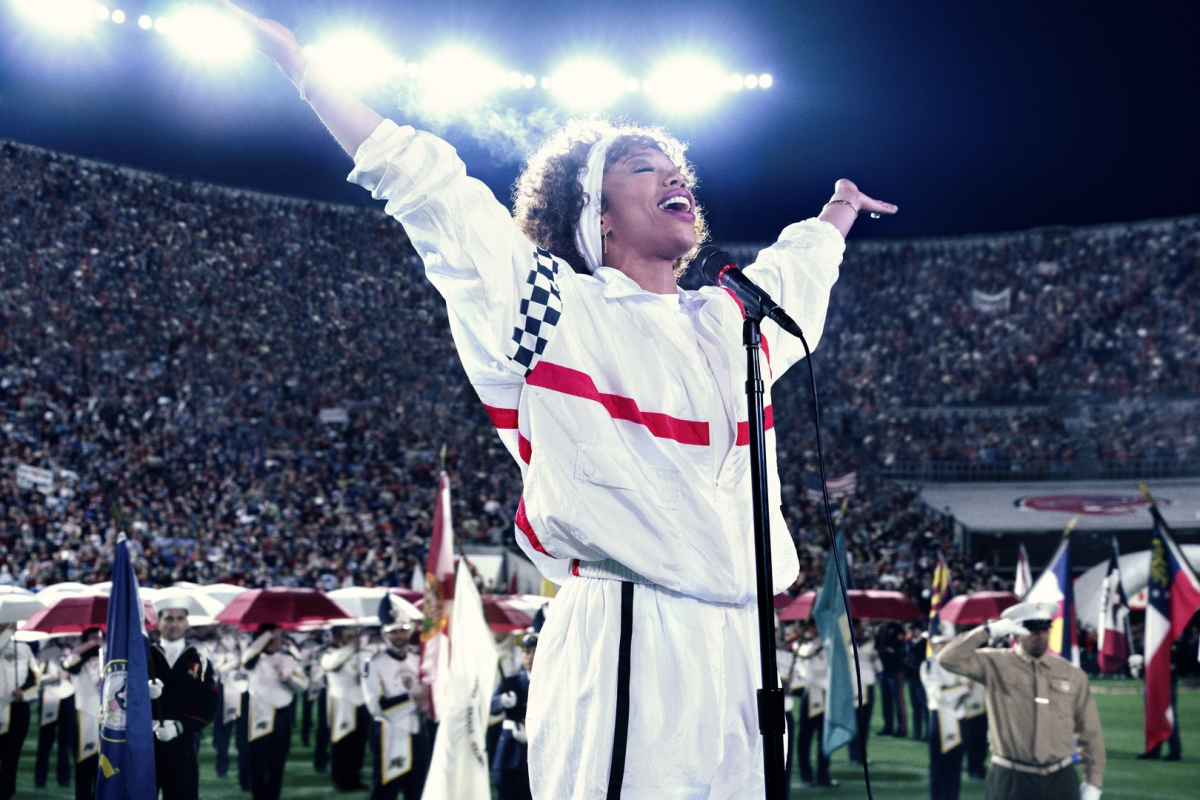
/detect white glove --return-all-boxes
[511,724,528,744]
[499,691,518,709]
[153,720,182,742]
[1127,654,1144,678]
[784,696,795,714]
[148,679,164,700]
[986,619,1030,639]
[1080,782,1101,800]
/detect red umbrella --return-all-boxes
[939,591,1020,625]
[481,595,533,633]
[21,593,157,634]
[215,588,354,631]
[779,590,923,623]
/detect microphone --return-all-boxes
[694,245,805,339]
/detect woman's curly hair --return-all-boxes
[512,118,709,280]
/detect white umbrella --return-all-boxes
[0,595,46,625]
[327,587,421,626]
[0,586,34,597]
[36,582,97,598]
[195,583,250,606]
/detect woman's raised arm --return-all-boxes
[212,0,383,158]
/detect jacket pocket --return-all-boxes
[573,443,680,510]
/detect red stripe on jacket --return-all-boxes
[735,405,775,446]
[484,405,518,429]
[526,362,710,446]
[515,497,556,558]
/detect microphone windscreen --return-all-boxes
[694,245,735,285]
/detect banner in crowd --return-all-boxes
[1097,536,1131,674]
[15,463,53,493]
[814,531,856,756]
[1143,506,1200,752]
[1026,521,1079,665]
[805,471,857,503]
[96,536,156,800]
[421,560,498,800]
[970,287,1011,314]
[420,471,456,722]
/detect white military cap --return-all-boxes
[1001,600,1054,629]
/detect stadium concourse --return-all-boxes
[1,140,1199,797]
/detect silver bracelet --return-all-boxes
[823,198,858,217]
[298,57,314,102]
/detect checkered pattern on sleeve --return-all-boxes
[507,247,564,376]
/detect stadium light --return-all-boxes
[418,46,506,114]
[759,73,773,89]
[137,14,152,30]
[164,6,251,64]
[550,59,626,111]
[12,0,101,35]
[95,5,109,21]
[645,56,729,113]
[111,8,124,24]
[744,74,758,89]
[309,32,398,92]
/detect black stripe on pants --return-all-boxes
[605,582,635,799]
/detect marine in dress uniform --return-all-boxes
[922,624,968,800]
[62,629,103,800]
[321,626,371,790]
[938,601,1106,800]
[491,633,537,800]
[34,638,73,788]
[362,618,429,800]
[243,624,309,800]
[150,604,220,800]
[0,625,39,800]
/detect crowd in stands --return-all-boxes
[1,140,1197,596]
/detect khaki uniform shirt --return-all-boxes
[938,627,1105,787]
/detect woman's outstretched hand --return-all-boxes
[204,0,304,81]
[833,179,898,219]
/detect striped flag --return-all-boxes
[927,558,950,657]
[1143,506,1200,752]
[419,471,456,723]
[1097,536,1131,674]
[1014,543,1032,598]
[1026,519,1079,665]
[805,471,857,503]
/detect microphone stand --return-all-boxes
[742,315,787,800]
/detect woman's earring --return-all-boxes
[601,229,609,255]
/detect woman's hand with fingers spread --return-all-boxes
[202,0,305,80]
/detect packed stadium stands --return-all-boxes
[2,139,1197,595]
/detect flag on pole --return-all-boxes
[1026,517,1079,665]
[1143,506,1200,752]
[814,531,857,755]
[1097,536,1131,674]
[927,558,950,657]
[96,536,156,800]
[805,471,857,503]
[419,471,456,722]
[1014,543,1032,598]
[420,560,499,800]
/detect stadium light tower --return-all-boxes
[308,32,398,92]
[550,59,626,111]
[163,6,251,64]
[645,56,731,113]
[418,46,507,115]
[12,0,101,35]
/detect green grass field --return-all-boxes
[10,681,1197,798]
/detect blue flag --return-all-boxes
[813,531,857,755]
[97,537,156,799]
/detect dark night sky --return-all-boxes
[2,0,1197,242]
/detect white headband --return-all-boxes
[573,134,619,274]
